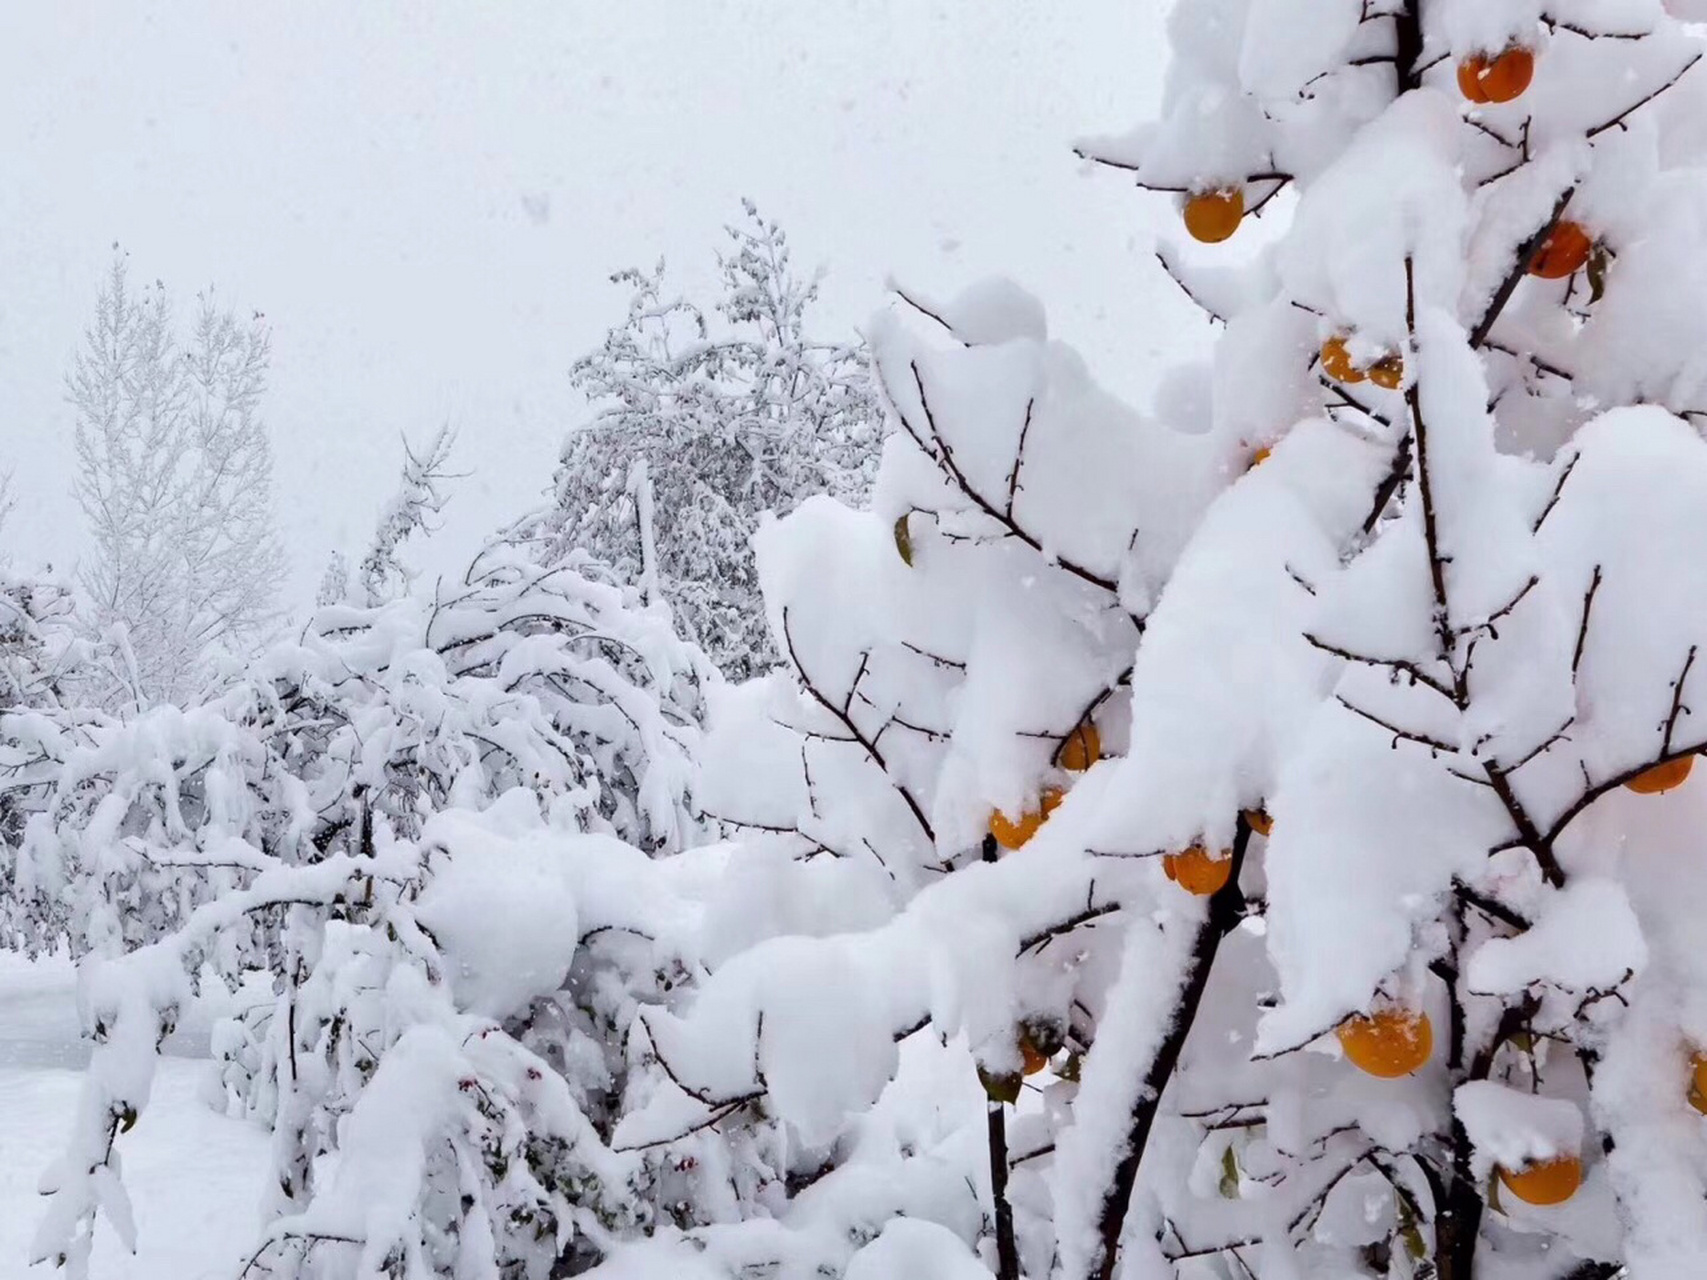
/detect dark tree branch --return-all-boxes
[1005,400,1036,515]
[1543,14,1648,40]
[901,362,1123,596]
[1393,0,1423,92]
[1337,695,1459,754]
[1532,453,1581,533]
[1155,248,1228,325]
[1018,901,1122,955]
[891,285,968,345]
[1545,736,1707,847]
[1469,188,1576,348]
[1497,717,1574,774]
[901,639,966,671]
[1587,52,1703,137]
[1304,632,1454,700]
[1452,879,1532,931]
[1362,431,1414,534]
[981,835,1021,1280]
[1663,645,1697,755]
[1573,566,1602,676]
[1404,259,1564,887]
[1070,147,1183,183]
[1464,575,1538,638]
[781,608,937,846]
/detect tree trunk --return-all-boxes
[1089,820,1253,1280]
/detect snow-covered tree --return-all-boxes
[534,203,881,680]
[28,529,716,1277]
[351,426,459,608]
[69,251,285,713]
[0,559,101,954]
[602,6,1707,1280]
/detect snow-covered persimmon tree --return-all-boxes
[595,275,1299,1280]
[1068,0,1707,1274]
[601,3,1707,1280]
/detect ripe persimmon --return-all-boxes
[1689,1051,1707,1115]
[1529,221,1593,280]
[1458,47,1534,105]
[1320,336,1367,384]
[1243,808,1273,837]
[1367,354,1405,390]
[990,786,1065,850]
[1057,722,1102,772]
[1018,1018,1063,1075]
[1626,755,1694,795]
[1019,1031,1051,1076]
[1163,844,1234,896]
[1337,1008,1433,1078]
[1183,188,1244,244]
[1498,1155,1583,1206]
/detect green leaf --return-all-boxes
[1587,244,1609,304]
[893,513,914,566]
[977,1065,1022,1105]
[1396,1192,1426,1261]
[1219,1144,1240,1199]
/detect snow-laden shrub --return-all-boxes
[34,796,692,1279]
[28,541,716,1278]
[0,566,104,952]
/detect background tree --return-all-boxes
[352,426,459,608]
[533,202,881,680]
[28,525,715,1278]
[69,250,285,712]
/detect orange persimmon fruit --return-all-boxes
[1458,47,1535,105]
[1337,1008,1434,1078]
[1162,844,1234,896]
[1320,336,1367,384]
[990,786,1066,850]
[1529,221,1594,280]
[1498,1155,1583,1207]
[1626,755,1694,795]
[1057,722,1102,772]
[1183,188,1245,244]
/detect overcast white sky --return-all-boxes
[0,2,1209,603]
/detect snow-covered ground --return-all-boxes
[0,955,267,1279]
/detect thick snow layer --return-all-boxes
[1467,878,1647,996]
[843,1217,989,1280]
[414,806,581,1021]
[1455,1080,1585,1173]
[1257,705,1512,1051]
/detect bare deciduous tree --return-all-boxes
[68,251,284,711]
